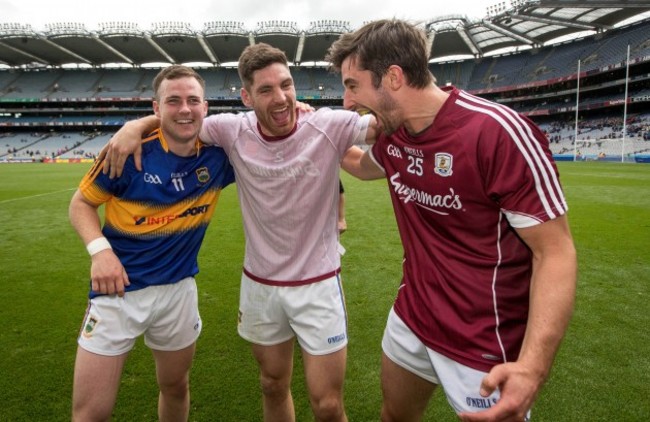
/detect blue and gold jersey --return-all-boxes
[79,129,235,298]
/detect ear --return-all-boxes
[241,88,252,108]
[153,100,161,118]
[386,65,405,90]
[203,100,208,116]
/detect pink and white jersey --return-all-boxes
[370,87,568,372]
[200,108,370,284]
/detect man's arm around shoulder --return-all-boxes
[100,115,160,178]
[341,146,384,180]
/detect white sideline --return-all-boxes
[0,188,75,205]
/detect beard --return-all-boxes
[375,88,400,135]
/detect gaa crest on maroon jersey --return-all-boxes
[434,153,453,177]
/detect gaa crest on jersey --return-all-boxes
[433,153,453,177]
[196,167,210,184]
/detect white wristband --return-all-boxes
[86,237,112,256]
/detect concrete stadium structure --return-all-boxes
[1,0,649,162]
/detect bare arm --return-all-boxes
[100,115,160,178]
[100,103,313,178]
[341,146,384,180]
[69,190,130,297]
[460,215,577,422]
[517,215,577,379]
[338,192,347,234]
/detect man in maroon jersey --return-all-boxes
[328,19,577,422]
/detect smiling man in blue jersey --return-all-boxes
[69,65,234,422]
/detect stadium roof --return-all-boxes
[0,0,649,68]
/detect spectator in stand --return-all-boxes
[328,19,577,422]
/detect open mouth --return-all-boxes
[355,108,384,132]
[355,107,371,116]
[271,107,291,125]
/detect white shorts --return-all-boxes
[78,277,202,356]
[382,307,531,419]
[238,273,348,355]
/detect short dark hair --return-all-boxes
[326,19,435,88]
[152,65,206,101]
[238,43,289,89]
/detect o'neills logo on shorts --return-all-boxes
[466,396,498,409]
[327,332,346,344]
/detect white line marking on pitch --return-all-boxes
[0,188,75,205]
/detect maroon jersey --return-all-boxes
[370,87,568,372]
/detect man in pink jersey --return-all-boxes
[103,44,376,422]
[329,20,577,422]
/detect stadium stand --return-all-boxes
[58,132,114,159]
[48,70,103,99]
[2,70,62,99]
[1,1,649,163]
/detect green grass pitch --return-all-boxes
[0,162,648,421]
